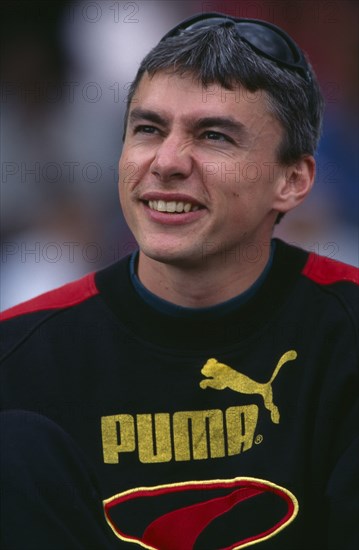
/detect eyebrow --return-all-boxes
[192,117,250,142]
[128,109,250,142]
[129,108,168,127]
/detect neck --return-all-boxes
[137,243,273,308]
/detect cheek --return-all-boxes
[119,146,152,189]
[119,154,136,185]
[222,184,266,222]
[118,184,127,219]
[125,163,141,189]
[118,159,131,209]
[118,160,142,226]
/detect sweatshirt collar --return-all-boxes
[129,241,276,318]
[95,239,308,351]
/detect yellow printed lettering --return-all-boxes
[173,409,225,461]
[226,405,258,454]
[101,414,135,464]
[101,405,259,464]
[137,413,172,463]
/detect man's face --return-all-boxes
[119,71,287,267]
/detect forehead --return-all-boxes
[129,71,274,126]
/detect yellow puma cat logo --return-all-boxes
[200,351,297,424]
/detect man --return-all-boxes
[1,12,358,550]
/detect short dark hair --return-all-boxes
[123,23,324,166]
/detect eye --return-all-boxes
[133,125,159,135]
[202,131,232,143]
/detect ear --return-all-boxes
[273,156,316,215]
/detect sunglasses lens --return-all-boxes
[184,17,234,32]
[235,23,298,65]
[162,14,309,82]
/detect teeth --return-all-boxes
[148,200,200,213]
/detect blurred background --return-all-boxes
[1,0,358,310]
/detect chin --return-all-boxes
[140,240,202,268]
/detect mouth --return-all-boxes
[147,200,201,214]
[139,193,206,225]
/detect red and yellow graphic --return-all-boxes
[103,477,299,549]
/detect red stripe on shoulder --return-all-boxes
[302,253,359,285]
[0,272,99,321]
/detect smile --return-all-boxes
[148,200,200,213]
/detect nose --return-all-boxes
[150,133,193,182]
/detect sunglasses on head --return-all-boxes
[160,12,312,84]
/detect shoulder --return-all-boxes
[299,249,359,335]
[274,239,358,332]
[0,271,99,359]
[0,271,99,322]
[301,252,359,286]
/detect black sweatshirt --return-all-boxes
[1,239,358,549]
